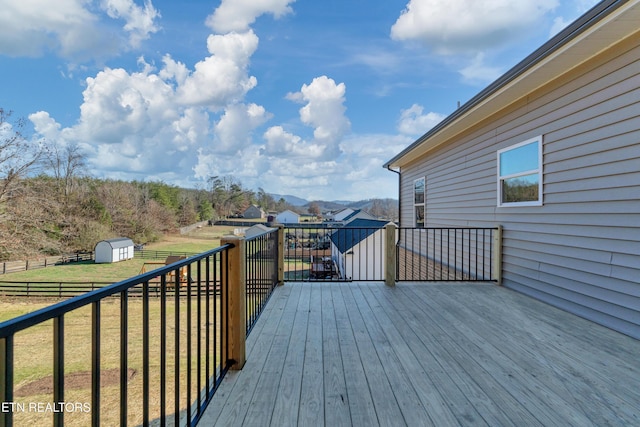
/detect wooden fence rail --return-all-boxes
[0,253,93,275]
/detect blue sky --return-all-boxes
[0,0,599,200]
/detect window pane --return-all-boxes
[500,141,539,176]
[501,174,539,203]
[414,178,425,204]
[415,205,425,228]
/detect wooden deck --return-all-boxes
[199,282,640,426]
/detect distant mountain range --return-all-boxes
[269,194,370,208]
[269,194,311,206]
[270,194,397,212]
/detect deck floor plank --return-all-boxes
[201,284,293,426]
[340,284,406,426]
[241,283,302,427]
[406,285,594,426]
[350,284,434,426]
[369,284,499,426]
[321,284,351,426]
[437,285,640,425]
[390,285,543,426]
[269,283,309,426]
[331,283,380,426]
[200,282,640,427]
[298,283,325,426]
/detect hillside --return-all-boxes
[0,174,396,261]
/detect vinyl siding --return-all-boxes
[399,37,640,338]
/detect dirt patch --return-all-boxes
[15,368,136,397]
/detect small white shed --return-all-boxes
[94,238,135,263]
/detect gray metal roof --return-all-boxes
[99,238,134,249]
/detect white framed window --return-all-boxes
[497,136,543,207]
[414,177,425,227]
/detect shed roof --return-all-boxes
[384,0,638,168]
[330,219,390,253]
[98,237,134,249]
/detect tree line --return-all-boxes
[0,109,397,261]
[0,109,298,260]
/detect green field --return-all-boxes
[1,297,224,427]
[0,226,244,426]
[0,226,236,283]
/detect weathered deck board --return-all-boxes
[199,282,640,426]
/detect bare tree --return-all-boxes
[45,141,88,199]
[0,109,42,205]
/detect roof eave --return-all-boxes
[383,0,631,169]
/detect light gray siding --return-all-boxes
[400,41,640,338]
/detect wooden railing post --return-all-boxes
[493,225,503,285]
[220,235,246,370]
[276,225,285,285]
[385,223,397,287]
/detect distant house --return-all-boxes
[94,238,134,263]
[276,210,300,224]
[330,219,393,280]
[243,205,266,219]
[384,0,640,339]
[341,209,378,223]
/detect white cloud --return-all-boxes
[176,31,259,108]
[213,103,271,154]
[101,0,161,47]
[262,126,326,159]
[458,52,504,86]
[75,66,177,143]
[285,76,351,157]
[397,104,445,136]
[0,0,160,60]
[549,0,600,38]
[205,0,296,33]
[25,23,279,190]
[391,0,559,54]
[549,17,572,38]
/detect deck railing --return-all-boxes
[283,225,390,281]
[396,227,501,282]
[283,224,501,284]
[244,228,279,335]
[0,241,266,427]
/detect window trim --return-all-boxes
[414,177,425,227]
[497,136,543,207]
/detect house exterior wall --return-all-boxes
[399,36,640,338]
[276,210,299,224]
[243,205,265,219]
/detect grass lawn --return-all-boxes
[2,296,224,427]
[1,226,237,284]
[0,224,272,426]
